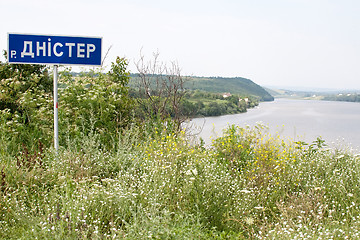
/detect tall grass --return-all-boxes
[1,123,359,239]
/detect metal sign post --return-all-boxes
[8,33,102,150]
[53,65,59,151]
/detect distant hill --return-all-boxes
[185,76,274,101]
[263,87,285,97]
[129,74,274,102]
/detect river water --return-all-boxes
[186,98,360,151]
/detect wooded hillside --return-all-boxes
[184,76,274,101]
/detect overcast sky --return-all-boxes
[1,0,360,90]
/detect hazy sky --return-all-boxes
[1,0,360,90]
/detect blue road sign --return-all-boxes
[8,33,102,66]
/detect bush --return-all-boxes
[58,57,132,150]
[0,55,52,153]
[0,55,133,153]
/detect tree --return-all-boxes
[134,52,188,129]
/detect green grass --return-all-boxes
[1,124,360,239]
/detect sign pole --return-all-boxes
[53,65,59,151]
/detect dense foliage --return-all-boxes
[180,90,258,117]
[58,57,133,150]
[0,53,53,152]
[0,54,132,153]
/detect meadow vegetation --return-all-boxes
[1,54,360,239]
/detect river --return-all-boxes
[186,98,360,151]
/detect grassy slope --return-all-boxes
[129,74,274,102]
[185,76,274,101]
[1,124,359,239]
